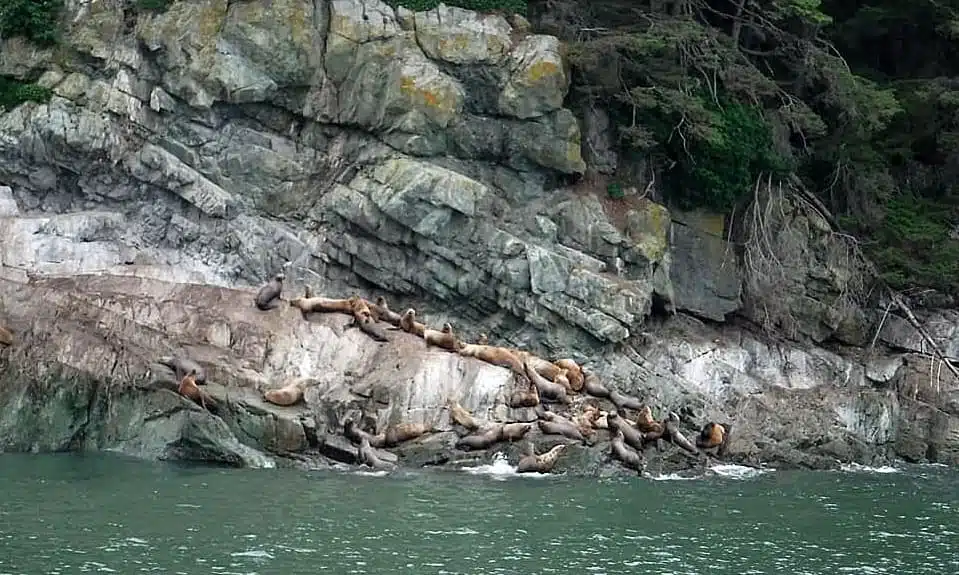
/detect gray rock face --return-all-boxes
[0,0,956,472]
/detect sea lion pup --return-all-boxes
[455,424,504,450]
[523,358,571,404]
[538,411,585,442]
[177,369,217,412]
[358,437,396,472]
[399,308,427,337]
[607,411,645,451]
[458,341,525,375]
[582,371,611,398]
[611,430,644,472]
[476,332,489,345]
[424,322,460,352]
[343,418,387,449]
[517,443,566,474]
[447,399,481,432]
[158,356,207,385]
[609,389,644,411]
[508,377,540,408]
[371,296,403,326]
[254,273,285,310]
[262,379,306,407]
[0,325,13,346]
[501,422,533,442]
[665,411,699,455]
[554,359,584,391]
[383,422,433,447]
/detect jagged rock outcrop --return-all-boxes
[0,0,957,471]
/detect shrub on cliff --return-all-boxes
[387,0,527,15]
[0,76,52,111]
[0,0,61,46]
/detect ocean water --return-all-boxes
[0,453,956,574]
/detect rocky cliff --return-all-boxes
[0,0,957,474]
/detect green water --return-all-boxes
[0,454,957,574]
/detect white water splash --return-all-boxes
[841,463,900,474]
[458,453,553,480]
[709,464,773,479]
[352,469,390,478]
[650,472,699,481]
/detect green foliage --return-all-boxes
[386,0,526,15]
[0,76,53,111]
[606,182,624,199]
[133,0,172,13]
[0,0,62,46]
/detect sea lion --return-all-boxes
[538,412,585,442]
[289,295,354,315]
[458,343,525,375]
[158,356,207,385]
[554,369,573,393]
[607,411,644,451]
[609,390,644,411]
[350,314,390,342]
[303,285,313,298]
[455,424,503,450]
[254,273,285,310]
[636,405,665,435]
[523,358,570,404]
[383,422,432,447]
[399,309,426,337]
[582,371,611,398]
[447,399,481,431]
[508,377,540,408]
[0,325,13,347]
[476,333,489,345]
[371,296,403,326]
[262,379,306,407]
[349,295,373,323]
[611,430,644,472]
[696,422,732,456]
[424,322,460,352]
[516,352,566,382]
[573,408,600,438]
[517,443,566,474]
[665,411,699,455]
[343,418,386,449]
[554,359,584,391]
[501,422,533,442]
[177,369,217,412]
[358,436,396,472]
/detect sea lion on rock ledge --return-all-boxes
[665,412,699,455]
[358,437,396,472]
[447,400,481,432]
[459,342,525,375]
[508,377,540,408]
[538,412,585,442]
[582,371,611,398]
[262,379,306,407]
[383,422,433,447]
[177,369,218,413]
[254,273,285,310]
[554,359,584,391]
[456,424,504,450]
[523,358,570,404]
[0,325,13,346]
[399,309,427,337]
[696,422,732,456]
[611,430,644,473]
[158,356,207,385]
[517,443,566,473]
[424,322,460,352]
[371,296,403,326]
[343,418,387,448]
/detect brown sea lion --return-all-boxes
[501,422,533,442]
[458,343,525,375]
[609,390,644,411]
[572,408,599,438]
[348,295,373,323]
[523,358,570,404]
[383,422,432,447]
[611,430,644,472]
[476,332,489,345]
[636,405,665,435]
[508,377,540,408]
[447,399,481,431]
[582,371,611,398]
[517,443,566,473]
[355,316,390,342]
[455,424,503,450]
[371,296,403,326]
[262,379,306,407]
[665,411,699,455]
[343,418,386,448]
[424,323,460,352]
[289,295,354,315]
[358,436,396,472]
[607,412,644,451]
[254,273,285,310]
[399,309,427,337]
[158,356,207,385]
[538,412,585,442]
[696,422,731,455]
[554,359,584,391]
[581,404,609,430]
[177,369,217,412]
[516,352,566,382]
[0,325,13,347]
[554,369,573,393]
